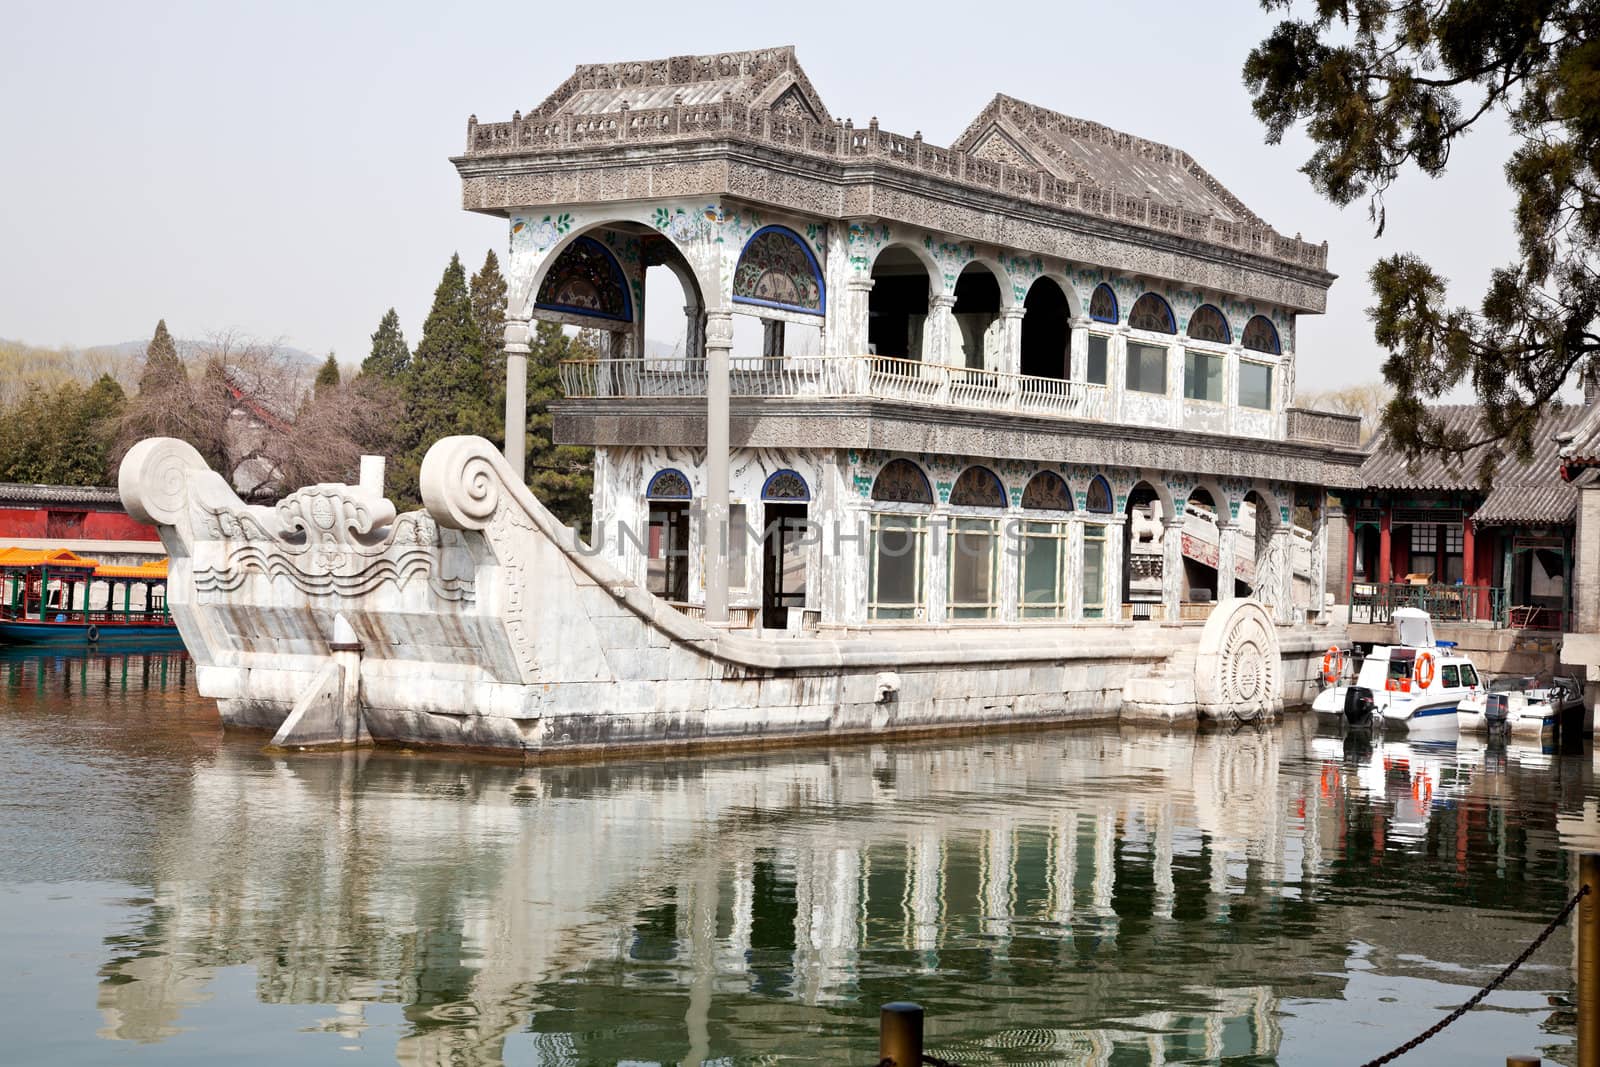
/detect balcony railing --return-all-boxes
[1349,583,1507,627]
[1286,407,1363,448]
[559,355,1112,421]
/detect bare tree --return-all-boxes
[1298,381,1389,444]
[115,334,397,500]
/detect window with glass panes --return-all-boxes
[1019,520,1070,618]
[1086,334,1109,385]
[1238,361,1273,409]
[868,512,926,619]
[1184,350,1223,402]
[1082,524,1108,618]
[1126,341,1167,394]
[948,517,1000,618]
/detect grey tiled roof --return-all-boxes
[0,483,122,507]
[1360,404,1592,526]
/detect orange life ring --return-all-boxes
[1321,646,1344,685]
[1414,651,1436,689]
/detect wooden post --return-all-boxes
[1378,505,1393,585]
[1581,853,1600,1067]
[1507,1057,1541,1066]
[879,1002,923,1067]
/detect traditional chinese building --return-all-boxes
[454,46,1363,634]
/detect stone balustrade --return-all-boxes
[1285,407,1363,449]
[465,102,1329,273]
[558,355,1113,422]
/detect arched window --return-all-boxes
[761,469,810,501]
[869,459,932,619]
[948,466,1005,619]
[949,466,1006,508]
[1089,283,1119,324]
[1187,304,1231,344]
[1020,472,1073,619]
[870,459,933,504]
[1021,471,1073,511]
[732,226,825,316]
[535,236,633,322]
[1085,476,1113,514]
[1128,292,1176,333]
[1242,315,1281,355]
[646,469,692,500]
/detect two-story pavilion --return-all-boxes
[453,46,1364,633]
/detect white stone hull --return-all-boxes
[119,435,1340,757]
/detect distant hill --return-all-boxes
[85,338,322,366]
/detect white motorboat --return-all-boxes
[1456,674,1587,740]
[1312,608,1485,734]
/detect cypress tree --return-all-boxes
[138,319,184,394]
[362,308,410,379]
[470,250,510,444]
[525,321,595,528]
[394,254,493,504]
[314,353,341,395]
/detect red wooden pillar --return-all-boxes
[1347,513,1358,600]
[1379,505,1393,584]
[1463,518,1476,586]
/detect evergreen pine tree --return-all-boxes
[394,254,493,504]
[362,308,410,379]
[138,319,184,394]
[525,321,596,529]
[314,353,341,395]
[470,249,510,445]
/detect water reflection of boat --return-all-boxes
[1311,609,1485,734]
[0,548,181,648]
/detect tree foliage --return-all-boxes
[138,319,186,395]
[362,308,410,380]
[314,353,341,396]
[393,254,496,505]
[526,322,597,529]
[0,375,126,485]
[1244,0,1600,478]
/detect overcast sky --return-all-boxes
[1,0,1521,393]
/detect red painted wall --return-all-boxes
[0,506,158,542]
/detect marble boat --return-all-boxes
[118,436,1333,757]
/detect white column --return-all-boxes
[925,294,957,366]
[705,309,733,622]
[842,278,874,356]
[1153,801,1174,920]
[999,306,1026,376]
[1067,519,1086,621]
[502,318,530,481]
[1162,515,1184,620]
[685,304,705,361]
[1110,329,1128,421]
[1168,340,1185,429]
[1215,517,1237,602]
[1068,319,1089,381]
[762,318,785,360]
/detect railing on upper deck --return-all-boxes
[1349,583,1506,627]
[1286,407,1363,449]
[559,355,1112,421]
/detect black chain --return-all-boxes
[1356,883,1590,1067]
[876,885,1588,1067]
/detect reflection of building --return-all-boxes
[85,717,1578,1065]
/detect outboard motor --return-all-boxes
[1485,693,1511,733]
[1344,686,1378,727]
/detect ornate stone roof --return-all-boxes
[461,47,1329,279]
[529,46,829,123]
[952,95,1265,227]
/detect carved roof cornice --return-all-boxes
[460,47,1330,284]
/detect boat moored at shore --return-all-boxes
[1311,608,1485,734]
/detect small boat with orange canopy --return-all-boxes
[0,547,181,647]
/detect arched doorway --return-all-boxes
[759,469,810,630]
[1123,480,1165,616]
[953,263,1002,370]
[868,247,932,361]
[1020,277,1069,379]
[731,225,826,369]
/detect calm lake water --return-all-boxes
[1,648,1596,1065]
